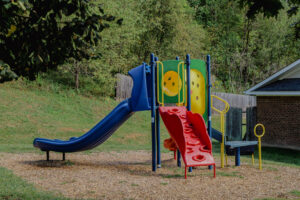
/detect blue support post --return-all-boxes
[235,147,241,166]
[175,56,181,168]
[207,55,213,170]
[186,54,193,173]
[150,53,157,172]
[186,54,191,112]
[154,56,161,168]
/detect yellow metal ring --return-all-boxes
[254,123,265,138]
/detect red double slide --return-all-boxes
[159,106,216,179]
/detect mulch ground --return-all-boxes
[0,151,299,200]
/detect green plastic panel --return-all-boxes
[157,60,185,104]
[157,59,208,122]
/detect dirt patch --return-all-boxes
[0,152,299,200]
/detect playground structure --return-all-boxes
[33,53,264,178]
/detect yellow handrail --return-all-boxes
[254,123,265,170]
[211,95,230,114]
[211,95,230,168]
[156,61,164,106]
[157,61,185,106]
[178,61,185,105]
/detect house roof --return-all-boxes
[244,59,300,96]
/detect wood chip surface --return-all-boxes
[0,152,299,200]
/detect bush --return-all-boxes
[0,60,17,83]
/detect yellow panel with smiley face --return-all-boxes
[162,71,182,97]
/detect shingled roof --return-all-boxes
[244,59,300,96]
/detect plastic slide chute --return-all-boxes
[159,106,216,178]
[33,64,151,153]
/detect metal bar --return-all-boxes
[156,61,164,106]
[150,53,157,172]
[207,55,212,170]
[177,149,181,167]
[235,147,241,166]
[46,151,49,161]
[213,164,216,178]
[258,138,262,170]
[175,56,181,168]
[186,54,191,111]
[186,54,192,173]
[207,55,212,138]
[155,56,161,168]
[62,152,65,161]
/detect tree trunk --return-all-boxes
[75,69,79,90]
[74,60,80,90]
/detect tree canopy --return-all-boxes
[0,0,119,81]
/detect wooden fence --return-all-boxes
[211,92,256,113]
[115,73,256,111]
[116,73,133,101]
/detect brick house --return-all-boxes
[245,59,300,150]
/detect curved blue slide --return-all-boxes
[33,64,151,152]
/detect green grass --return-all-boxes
[255,190,300,200]
[289,190,300,197]
[0,80,170,153]
[0,166,69,200]
[160,182,168,185]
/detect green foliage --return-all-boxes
[0,0,117,80]
[1,0,299,95]
[0,60,18,83]
[135,0,207,62]
[96,0,207,75]
[188,0,300,93]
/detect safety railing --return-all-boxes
[211,95,230,168]
[156,61,164,106]
[156,61,185,106]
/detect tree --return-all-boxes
[0,0,120,81]
[188,0,299,93]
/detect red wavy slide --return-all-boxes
[159,106,216,179]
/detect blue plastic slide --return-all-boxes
[33,64,151,152]
[211,128,222,142]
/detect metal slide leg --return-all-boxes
[225,154,228,166]
[62,152,65,161]
[156,109,161,168]
[177,149,181,167]
[150,54,157,172]
[185,167,187,179]
[213,164,216,178]
[46,151,49,161]
[235,147,241,166]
